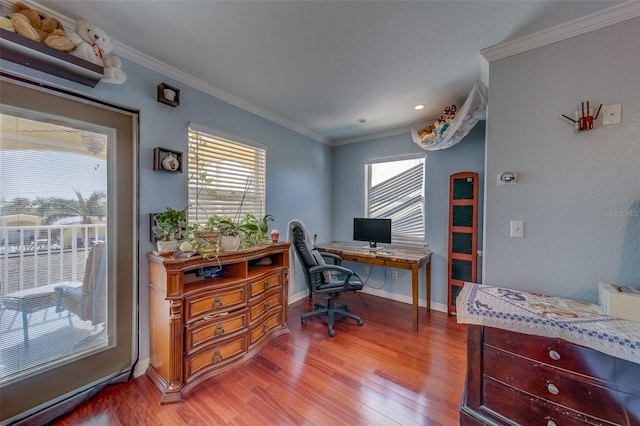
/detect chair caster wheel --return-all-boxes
[357,320,363,326]
[344,306,350,311]
[328,329,335,337]
[301,318,307,325]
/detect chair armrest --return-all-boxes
[54,285,85,313]
[309,264,353,276]
[319,252,343,265]
[309,264,358,291]
[54,285,84,296]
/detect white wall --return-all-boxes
[484,17,640,302]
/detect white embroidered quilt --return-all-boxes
[456,283,640,364]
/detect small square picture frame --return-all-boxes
[157,83,180,107]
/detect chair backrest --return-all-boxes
[59,242,107,324]
[289,221,323,292]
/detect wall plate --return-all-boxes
[601,104,621,125]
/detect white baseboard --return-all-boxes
[288,287,447,313]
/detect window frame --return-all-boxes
[364,153,426,246]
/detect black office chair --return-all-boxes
[289,220,363,337]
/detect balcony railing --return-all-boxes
[0,224,106,296]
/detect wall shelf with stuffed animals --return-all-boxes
[410,81,488,151]
[0,28,103,87]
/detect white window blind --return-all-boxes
[188,125,266,225]
[365,155,425,245]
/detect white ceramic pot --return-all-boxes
[220,235,240,251]
[156,239,179,254]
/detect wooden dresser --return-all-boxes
[146,243,290,403]
[460,325,640,425]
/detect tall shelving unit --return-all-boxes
[448,172,479,315]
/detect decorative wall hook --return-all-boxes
[561,101,602,132]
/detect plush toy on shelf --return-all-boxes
[68,19,127,84]
[10,2,75,51]
[0,15,15,32]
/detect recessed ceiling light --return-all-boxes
[414,104,425,110]
[356,118,366,123]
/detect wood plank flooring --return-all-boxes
[53,292,468,425]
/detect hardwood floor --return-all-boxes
[53,292,468,426]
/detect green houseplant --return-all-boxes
[153,206,186,253]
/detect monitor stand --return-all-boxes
[362,242,382,251]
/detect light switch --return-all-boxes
[601,104,621,125]
[510,220,524,238]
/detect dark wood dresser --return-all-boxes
[460,325,640,425]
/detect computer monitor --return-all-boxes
[353,218,391,249]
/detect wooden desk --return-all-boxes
[315,241,432,332]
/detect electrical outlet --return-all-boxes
[364,266,370,275]
[392,271,398,279]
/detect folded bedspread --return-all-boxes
[456,282,640,364]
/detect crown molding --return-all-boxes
[115,43,329,145]
[332,126,410,146]
[481,1,640,62]
[2,0,330,145]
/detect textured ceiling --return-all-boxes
[35,0,621,144]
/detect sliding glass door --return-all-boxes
[0,78,137,423]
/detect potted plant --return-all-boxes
[204,215,242,251]
[239,213,274,247]
[152,206,186,253]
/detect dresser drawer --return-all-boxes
[249,273,282,299]
[185,309,247,355]
[185,333,247,380]
[184,284,247,323]
[248,289,282,324]
[483,377,601,426]
[249,309,283,346]
[484,345,628,424]
[484,327,616,381]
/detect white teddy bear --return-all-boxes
[69,20,126,85]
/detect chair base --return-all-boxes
[301,293,363,337]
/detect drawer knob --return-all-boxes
[264,302,270,311]
[213,296,222,309]
[263,281,269,290]
[548,349,561,361]
[547,421,557,426]
[547,383,559,395]
[263,324,270,334]
[213,349,222,364]
[214,323,224,336]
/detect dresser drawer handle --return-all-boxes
[214,323,224,336]
[547,383,559,395]
[547,420,557,426]
[263,324,270,333]
[213,349,222,364]
[213,296,222,309]
[264,302,270,311]
[548,349,561,361]
[263,280,269,290]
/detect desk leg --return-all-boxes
[412,264,419,332]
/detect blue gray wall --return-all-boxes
[331,125,485,310]
[484,17,640,302]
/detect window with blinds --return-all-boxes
[187,125,266,225]
[365,155,426,245]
